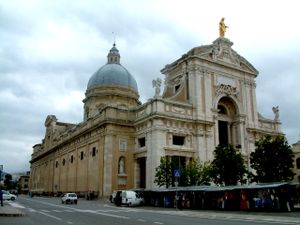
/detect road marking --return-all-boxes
[38,211,62,221]
[64,209,74,212]
[8,202,25,208]
[23,198,130,220]
[137,219,146,222]
[154,222,164,225]
[76,209,130,219]
[67,221,73,224]
[53,209,62,212]
[41,209,51,213]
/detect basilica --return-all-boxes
[29,34,282,197]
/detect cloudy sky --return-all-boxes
[1,0,300,173]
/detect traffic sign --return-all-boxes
[174,169,181,178]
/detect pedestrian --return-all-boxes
[0,189,3,206]
[177,193,183,210]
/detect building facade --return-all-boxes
[19,172,30,194]
[29,36,282,197]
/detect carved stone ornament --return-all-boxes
[165,74,185,87]
[216,84,238,98]
[212,38,240,65]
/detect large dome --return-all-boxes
[87,63,138,91]
[87,44,138,92]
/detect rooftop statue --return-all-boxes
[272,106,280,121]
[152,78,162,97]
[219,17,228,37]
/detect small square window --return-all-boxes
[173,135,185,146]
[138,137,146,148]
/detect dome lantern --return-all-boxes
[107,43,120,64]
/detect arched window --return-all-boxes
[218,105,227,114]
[296,157,300,169]
[118,157,125,174]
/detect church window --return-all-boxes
[55,161,59,168]
[62,158,65,166]
[138,137,146,148]
[296,157,300,169]
[118,157,126,174]
[70,155,74,163]
[92,147,96,157]
[175,84,181,92]
[80,151,84,160]
[173,135,185,146]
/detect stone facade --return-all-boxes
[29,37,283,197]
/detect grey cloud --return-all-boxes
[1,0,300,174]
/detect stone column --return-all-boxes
[103,135,113,196]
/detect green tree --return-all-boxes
[182,159,212,186]
[250,135,295,183]
[154,157,173,188]
[4,174,13,190]
[210,144,247,186]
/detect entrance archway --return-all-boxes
[217,97,239,146]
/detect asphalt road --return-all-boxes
[1,196,299,225]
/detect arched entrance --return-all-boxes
[136,157,146,188]
[217,97,240,146]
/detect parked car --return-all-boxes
[61,193,78,204]
[114,190,143,206]
[1,190,17,201]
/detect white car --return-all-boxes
[1,190,17,201]
[61,193,78,204]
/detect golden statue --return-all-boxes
[219,17,228,37]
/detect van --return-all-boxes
[114,190,143,206]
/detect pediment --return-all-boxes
[188,37,258,76]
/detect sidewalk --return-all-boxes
[0,201,25,217]
[135,205,300,224]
